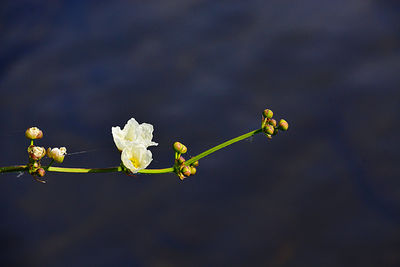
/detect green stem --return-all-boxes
[46,166,174,174]
[47,166,122,173]
[0,165,28,173]
[185,128,262,165]
[45,159,54,170]
[138,167,174,174]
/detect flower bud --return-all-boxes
[47,147,67,163]
[263,124,274,135]
[25,127,43,140]
[33,162,40,169]
[190,166,197,175]
[180,165,191,177]
[28,146,46,160]
[178,172,186,180]
[28,161,40,174]
[36,168,46,177]
[191,160,199,167]
[268,119,277,128]
[173,142,187,154]
[278,119,289,131]
[262,109,273,119]
[178,156,186,164]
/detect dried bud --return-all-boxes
[28,161,40,175]
[173,142,187,154]
[178,172,186,180]
[47,147,67,163]
[268,119,277,128]
[36,168,46,177]
[262,109,273,119]
[25,127,43,140]
[190,166,197,175]
[178,156,186,164]
[191,160,199,167]
[180,165,191,177]
[32,162,40,169]
[28,146,46,160]
[278,119,289,131]
[263,124,274,135]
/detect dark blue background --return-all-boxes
[1,0,399,266]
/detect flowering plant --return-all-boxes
[0,108,288,183]
[112,118,158,173]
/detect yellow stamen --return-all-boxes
[130,157,139,168]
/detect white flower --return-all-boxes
[112,118,158,172]
[121,143,153,173]
[47,147,67,163]
[112,118,158,151]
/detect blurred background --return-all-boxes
[1,0,399,266]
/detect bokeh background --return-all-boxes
[1,0,399,266]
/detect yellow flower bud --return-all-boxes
[262,109,273,119]
[173,142,187,154]
[268,119,277,127]
[263,124,274,135]
[180,165,191,177]
[278,119,289,131]
[191,160,199,167]
[25,127,43,140]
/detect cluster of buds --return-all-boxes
[27,161,46,180]
[25,127,67,183]
[261,108,289,139]
[173,142,199,180]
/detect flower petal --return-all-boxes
[139,123,158,147]
[121,143,153,173]
[112,118,158,151]
[111,126,125,151]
